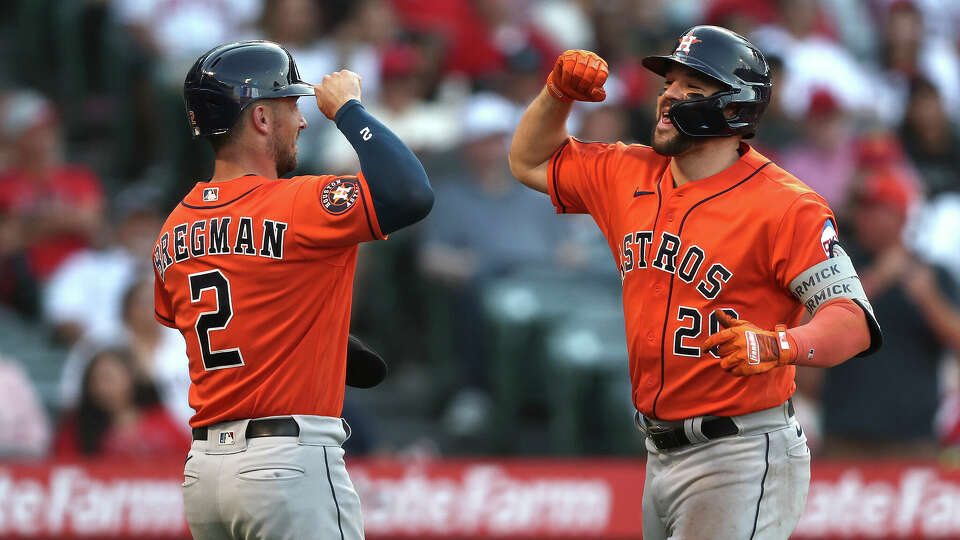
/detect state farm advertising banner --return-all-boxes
[2,458,960,539]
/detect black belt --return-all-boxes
[643,399,795,451]
[644,416,739,451]
[192,417,300,441]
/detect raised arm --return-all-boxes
[315,71,434,234]
[508,50,609,194]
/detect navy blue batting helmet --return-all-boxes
[183,40,315,138]
[642,26,771,138]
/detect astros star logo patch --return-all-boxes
[675,32,702,55]
[321,177,361,215]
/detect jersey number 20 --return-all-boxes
[189,270,244,370]
[674,306,739,357]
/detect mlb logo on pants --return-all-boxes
[219,431,235,445]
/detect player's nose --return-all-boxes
[299,113,307,131]
[662,80,685,101]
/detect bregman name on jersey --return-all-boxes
[154,216,288,281]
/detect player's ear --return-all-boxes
[250,104,272,136]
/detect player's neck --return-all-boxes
[210,147,279,182]
[670,138,741,187]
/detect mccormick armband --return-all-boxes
[788,254,882,356]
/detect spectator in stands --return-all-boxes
[419,92,566,437]
[752,55,802,156]
[818,173,960,457]
[321,43,461,172]
[872,0,960,126]
[110,0,262,87]
[780,89,857,208]
[0,91,105,286]
[0,208,38,317]
[751,0,874,119]
[0,354,50,457]
[58,277,190,431]
[53,347,189,458]
[421,92,559,286]
[120,278,191,429]
[392,0,558,82]
[899,78,960,196]
[43,186,163,346]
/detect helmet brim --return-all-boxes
[642,54,731,89]
[270,82,316,98]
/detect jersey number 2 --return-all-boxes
[189,270,244,370]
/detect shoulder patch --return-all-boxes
[821,218,840,258]
[321,177,361,215]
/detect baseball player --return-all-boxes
[509,26,882,539]
[153,41,433,539]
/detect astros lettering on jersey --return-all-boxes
[548,138,835,420]
[153,173,383,427]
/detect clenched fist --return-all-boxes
[546,50,609,103]
[314,70,362,120]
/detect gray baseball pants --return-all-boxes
[182,415,364,540]
[639,400,810,540]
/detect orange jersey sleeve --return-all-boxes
[154,265,176,328]
[771,192,839,303]
[289,172,385,249]
[546,137,669,233]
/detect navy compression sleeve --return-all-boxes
[334,100,434,234]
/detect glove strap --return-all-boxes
[775,324,796,365]
[546,73,573,102]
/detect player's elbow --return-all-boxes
[378,177,433,234]
[508,150,548,194]
[404,181,435,225]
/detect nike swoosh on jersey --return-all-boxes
[634,190,656,197]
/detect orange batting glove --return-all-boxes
[701,310,797,377]
[546,50,609,103]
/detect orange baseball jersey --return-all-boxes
[548,139,837,420]
[153,173,384,427]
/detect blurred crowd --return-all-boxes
[0,0,958,460]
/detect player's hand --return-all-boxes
[701,310,796,377]
[546,50,609,103]
[314,70,362,120]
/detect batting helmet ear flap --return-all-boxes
[668,87,769,138]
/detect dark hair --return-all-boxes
[74,347,160,455]
[205,99,281,153]
[206,120,244,153]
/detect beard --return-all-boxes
[272,132,299,177]
[650,123,697,156]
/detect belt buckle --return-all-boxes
[645,424,684,451]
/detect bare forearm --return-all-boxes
[787,299,871,367]
[508,88,573,193]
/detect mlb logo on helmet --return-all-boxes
[203,187,219,202]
